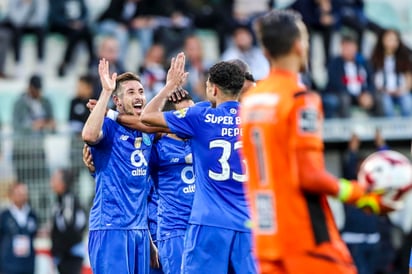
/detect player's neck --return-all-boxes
[269,55,301,75]
[215,95,238,107]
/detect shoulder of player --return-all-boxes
[293,89,321,100]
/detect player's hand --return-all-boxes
[98,58,117,93]
[337,178,365,203]
[166,52,188,91]
[86,99,97,112]
[149,240,160,269]
[356,189,407,215]
[82,144,95,173]
[168,87,189,103]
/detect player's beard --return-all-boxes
[123,105,139,116]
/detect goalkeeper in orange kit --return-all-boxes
[240,9,397,274]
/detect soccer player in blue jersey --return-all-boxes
[149,95,195,274]
[141,55,258,274]
[147,179,165,274]
[82,59,175,274]
[83,93,195,274]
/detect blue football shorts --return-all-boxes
[180,224,258,274]
[88,229,150,274]
[158,234,185,274]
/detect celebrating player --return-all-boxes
[149,95,195,274]
[141,54,257,274]
[81,58,181,273]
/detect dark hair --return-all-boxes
[227,59,255,82]
[79,74,94,86]
[341,32,358,44]
[208,61,244,96]
[163,89,193,111]
[254,9,301,59]
[370,29,411,73]
[60,168,74,191]
[29,74,42,89]
[114,72,141,96]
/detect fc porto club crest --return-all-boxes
[142,133,151,146]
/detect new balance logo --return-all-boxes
[120,135,129,141]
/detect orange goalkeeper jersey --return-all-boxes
[240,69,355,273]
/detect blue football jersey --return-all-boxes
[164,101,250,232]
[89,118,153,230]
[150,135,195,240]
[147,178,159,241]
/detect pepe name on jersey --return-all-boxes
[204,109,242,137]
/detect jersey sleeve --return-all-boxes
[149,143,160,188]
[293,91,340,196]
[91,118,115,148]
[293,91,324,151]
[163,107,201,139]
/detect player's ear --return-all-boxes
[293,38,304,58]
[213,84,218,96]
[112,95,121,108]
[294,21,309,59]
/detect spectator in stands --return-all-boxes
[187,0,237,54]
[233,0,272,31]
[370,28,412,117]
[96,0,147,68]
[138,43,167,101]
[11,75,55,224]
[90,36,126,99]
[68,74,94,181]
[182,34,212,102]
[290,0,339,66]
[0,182,38,274]
[1,0,48,77]
[153,6,193,59]
[48,0,95,77]
[221,24,270,81]
[97,0,191,69]
[0,27,10,78]
[50,168,87,274]
[336,0,383,54]
[322,33,382,118]
[12,75,55,182]
[69,75,94,136]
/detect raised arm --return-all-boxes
[82,59,117,144]
[140,52,187,128]
[117,114,171,133]
[87,98,172,133]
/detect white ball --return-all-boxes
[358,150,412,197]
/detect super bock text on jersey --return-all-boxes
[164,101,250,231]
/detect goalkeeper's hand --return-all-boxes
[337,178,365,203]
[356,188,408,215]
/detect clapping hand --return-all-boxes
[98,58,117,93]
[166,52,188,93]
